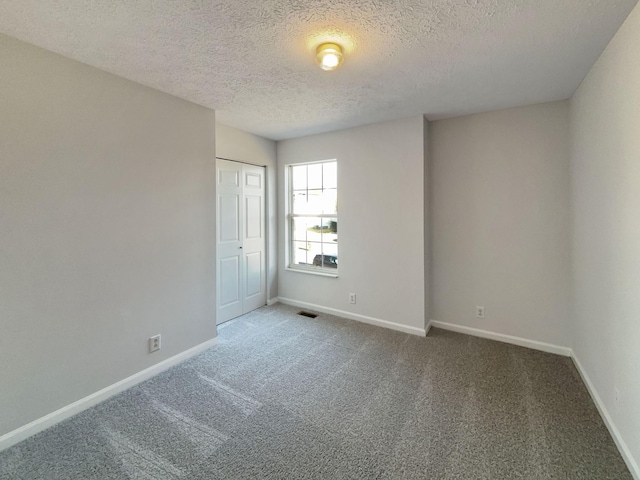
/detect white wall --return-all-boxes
[277,117,426,333]
[0,34,217,437]
[570,2,640,473]
[430,101,572,348]
[215,123,278,300]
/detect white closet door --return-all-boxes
[216,159,266,324]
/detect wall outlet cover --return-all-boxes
[149,334,161,353]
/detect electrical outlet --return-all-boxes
[476,306,485,319]
[149,334,161,353]
[349,293,357,304]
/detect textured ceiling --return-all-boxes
[0,0,636,140]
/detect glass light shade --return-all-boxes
[316,43,344,71]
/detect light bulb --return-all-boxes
[316,43,344,71]
[322,53,339,69]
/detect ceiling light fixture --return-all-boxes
[316,43,344,71]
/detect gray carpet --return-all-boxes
[0,304,632,479]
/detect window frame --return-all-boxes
[286,159,338,277]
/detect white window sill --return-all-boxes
[285,267,338,278]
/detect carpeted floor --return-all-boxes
[0,304,632,479]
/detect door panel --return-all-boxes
[219,169,240,187]
[245,195,262,239]
[219,195,240,242]
[216,159,266,324]
[219,256,241,306]
[245,171,261,188]
[245,251,262,297]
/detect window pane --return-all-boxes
[306,220,327,241]
[321,218,338,246]
[292,191,309,215]
[323,162,337,189]
[292,241,310,266]
[291,165,307,191]
[292,189,336,215]
[292,240,326,267]
[321,189,337,214]
[307,242,323,266]
[318,248,338,268]
[307,163,322,189]
[322,241,338,257]
[292,217,321,243]
[306,189,323,213]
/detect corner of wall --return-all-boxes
[423,116,431,328]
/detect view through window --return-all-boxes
[289,161,337,272]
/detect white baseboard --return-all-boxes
[267,297,279,306]
[429,320,572,357]
[0,337,218,453]
[571,354,640,480]
[425,320,432,336]
[277,297,427,336]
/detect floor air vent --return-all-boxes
[298,311,318,319]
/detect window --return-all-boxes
[288,160,338,273]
